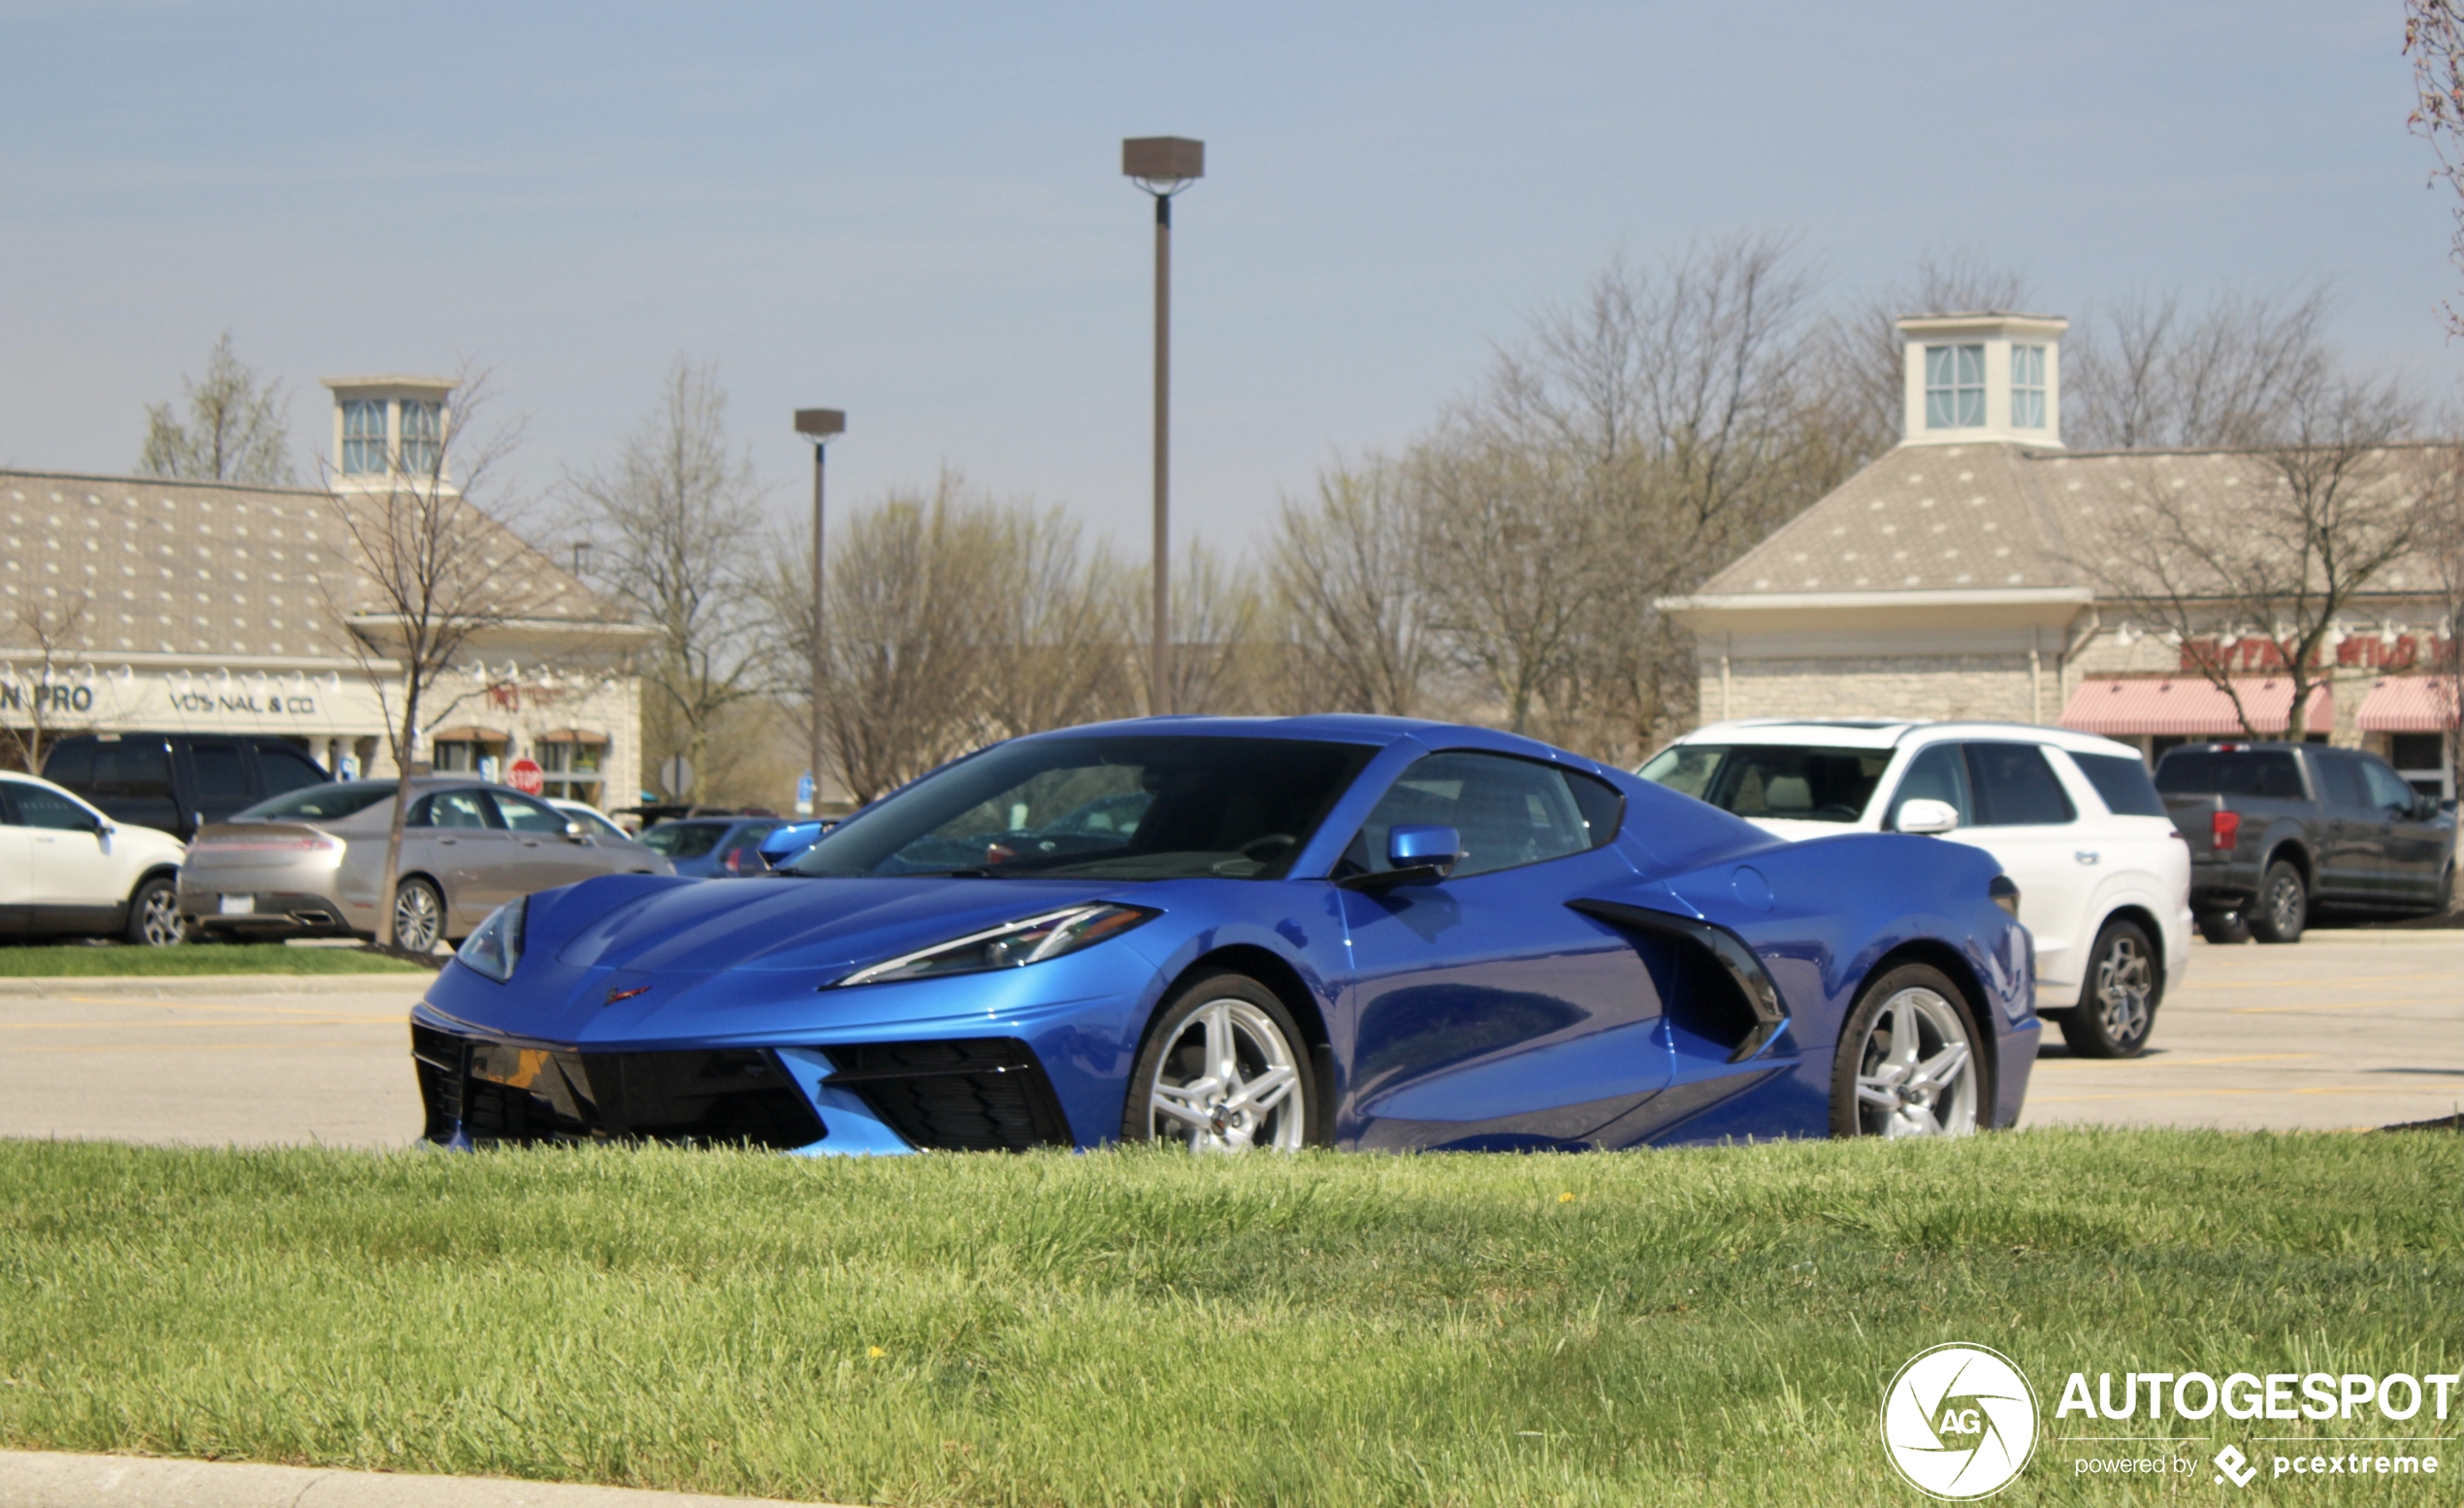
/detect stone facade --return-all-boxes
[1700,651,2039,727]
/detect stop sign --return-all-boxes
[507,757,545,796]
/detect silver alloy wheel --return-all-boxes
[1852,986,1978,1138]
[2263,869,2304,935]
[394,881,442,954]
[2090,931,2153,1044]
[1146,998,1306,1152]
[137,883,183,947]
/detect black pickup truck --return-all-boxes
[2154,742,2456,942]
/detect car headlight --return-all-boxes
[457,896,527,983]
[835,903,1155,988]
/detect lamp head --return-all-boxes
[793,409,846,441]
[1122,136,1205,195]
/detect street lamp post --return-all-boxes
[793,408,846,812]
[1122,136,1204,714]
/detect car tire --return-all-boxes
[2249,860,2307,944]
[2196,911,2250,944]
[392,877,445,954]
[2060,918,2158,1058]
[1830,962,1984,1139]
[124,875,184,947]
[1121,969,1318,1152]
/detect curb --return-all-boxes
[0,973,433,999]
[0,1453,848,1508]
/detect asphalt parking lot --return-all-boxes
[0,932,2453,1149]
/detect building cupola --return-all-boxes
[1896,312,2067,448]
[319,376,456,491]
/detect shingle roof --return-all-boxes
[1696,442,2449,600]
[0,470,621,662]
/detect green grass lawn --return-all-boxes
[0,942,427,976]
[0,1131,2453,1506]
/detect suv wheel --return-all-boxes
[2249,860,2307,944]
[125,875,184,947]
[2060,918,2158,1058]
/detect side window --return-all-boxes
[1345,751,1609,879]
[94,741,176,801]
[2312,751,2368,809]
[1964,742,2077,827]
[2360,758,2417,815]
[489,792,568,833]
[2254,752,2309,802]
[188,742,253,804]
[257,746,327,797]
[414,790,497,830]
[12,783,100,831]
[0,780,20,824]
[2068,751,2168,818]
[1886,743,1972,829]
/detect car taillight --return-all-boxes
[2211,810,2240,852]
[724,846,750,874]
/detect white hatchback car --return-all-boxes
[1639,720,2192,1058]
[0,770,189,945]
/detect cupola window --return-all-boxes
[340,400,387,475]
[2011,344,2047,429]
[1925,344,1985,429]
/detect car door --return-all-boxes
[1335,749,1669,1151]
[7,779,125,926]
[2307,749,2380,903]
[0,781,37,934]
[178,738,260,835]
[411,787,518,933]
[1946,741,2094,996]
[487,789,607,893]
[2359,754,2444,904]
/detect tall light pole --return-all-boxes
[793,408,845,812]
[1122,136,1203,714]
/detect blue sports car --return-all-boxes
[413,716,2037,1154]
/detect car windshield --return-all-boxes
[235,781,399,822]
[639,821,730,859]
[1638,743,1892,823]
[786,735,1378,880]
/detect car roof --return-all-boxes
[1672,719,2140,757]
[1009,713,1628,779]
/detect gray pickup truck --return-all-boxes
[2154,742,2456,942]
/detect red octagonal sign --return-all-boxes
[507,757,545,796]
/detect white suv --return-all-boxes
[0,771,189,945]
[1639,720,2192,1058]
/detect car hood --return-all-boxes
[544,872,1144,978]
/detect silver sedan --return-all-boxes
[178,777,674,951]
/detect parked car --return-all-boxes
[410,715,2038,1154]
[2153,742,2457,943]
[0,771,186,945]
[43,732,332,842]
[1639,719,2190,1058]
[179,778,676,952]
[638,816,784,877]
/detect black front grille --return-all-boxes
[823,1038,1071,1152]
[413,1024,826,1150]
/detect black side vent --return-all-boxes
[1567,900,1790,1063]
[823,1038,1072,1152]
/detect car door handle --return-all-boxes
[2074,851,2100,866]
[521,838,542,848]
[439,837,458,846]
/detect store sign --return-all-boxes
[0,666,389,736]
[2180,635,2457,674]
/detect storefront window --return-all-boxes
[540,739,605,803]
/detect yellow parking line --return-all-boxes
[0,1017,402,1030]
[48,998,415,1017]
[2032,1086,2452,1103]
[2035,1053,2318,1068]
[4,1040,389,1055]
[2226,1000,2464,1014]
[2175,973,2452,991]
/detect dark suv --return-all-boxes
[42,733,332,842]
[2154,741,2456,941]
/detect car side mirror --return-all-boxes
[563,820,588,837]
[1340,824,1463,890]
[1894,799,1961,836]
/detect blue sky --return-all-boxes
[2,1,2455,558]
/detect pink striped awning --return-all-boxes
[2059,677,2331,737]
[2355,675,2460,733]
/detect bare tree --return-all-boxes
[1267,458,1437,716]
[2064,286,2337,449]
[975,506,1132,738]
[2419,443,2464,777]
[2410,0,2464,332]
[0,591,92,772]
[801,473,1000,803]
[139,333,296,485]
[1152,541,1263,717]
[565,359,770,800]
[2071,383,2427,740]
[318,368,559,948]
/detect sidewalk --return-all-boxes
[0,1453,848,1508]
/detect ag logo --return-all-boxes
[1881,1343,2038,1498]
